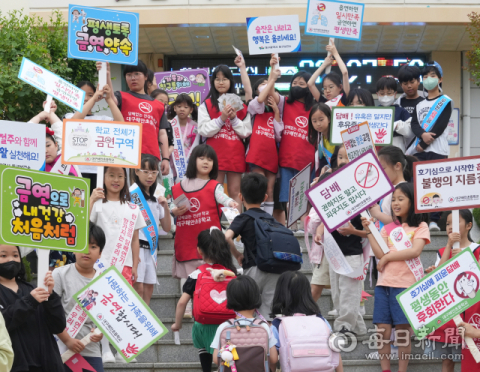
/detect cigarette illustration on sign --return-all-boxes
[355,162,379,189]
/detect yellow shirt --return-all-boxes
[0,312,14,372]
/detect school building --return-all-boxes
[14,0,480,157]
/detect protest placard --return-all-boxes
[306,150,394,233]
[61,119,142,169]
[331,107,394,146]
[447,108,460,146]
[67,5,139,65]
[155,69,210,108]
[0,121,45,170]
[305,0,364,41]
[413,155,480,213]
[74,266,168,362]
[18,58,85,112]
[397,248,480,339]
[0,165,89,253]
[287,163,311,228]
[246,15,301,55]
[340,121,376,161]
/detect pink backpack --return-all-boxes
[278,314,339,372]
[304,208,323,265]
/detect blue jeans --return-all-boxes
[373,286,409,326]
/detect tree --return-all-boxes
[466,12,480,87]
[0,9,97,122]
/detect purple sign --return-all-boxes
[154,69,210,107]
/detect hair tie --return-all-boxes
[210,226,220,234]
[46,127,55,136]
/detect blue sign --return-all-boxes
[67,5,139,65]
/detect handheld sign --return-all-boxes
[246,15,301,55]
[305,0,364,41]
[154,69,210,108]
[287,163,311,228]
[61,119,142,169]
[331,107,394,146]
[306,150,394,233]
[67,5,139,65]
[413,155,480,213]
[447,108,460,146]
[0,121,45,170]
[18,58,85,112]
[0,165,90,253]
[74,266,168,362]
[340,121,376,161]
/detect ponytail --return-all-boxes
[197,229,237,274]
[378,146,417,180]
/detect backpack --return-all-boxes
[275,314,339,372]
[218,318,270,372]
[192,264,236,325]
[243,209,302,274]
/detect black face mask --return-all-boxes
[291,86,309,100]
[0,261,22,280]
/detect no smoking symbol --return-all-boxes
[354,162,379,189]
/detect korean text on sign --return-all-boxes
[287,163,311,228]
[340,122,376,161]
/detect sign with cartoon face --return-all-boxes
[0,165,90,252]
[305,0,365,41]
[330,107,394,146]
[67,5,139,65]
[397,248,480,339]
[413,155,480,213]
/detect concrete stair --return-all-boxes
[104,231,462,372]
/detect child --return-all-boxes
[308,42,350,106]
[361,183,430,372]
[145,69,157,95]
[376,77,413,153]
[54,222,106,372]
[0,245,66,372]
[235,54,253,103]
[131,154,171,304]
[396,65,426,115]
[270,271,343,372]
[171,228,238,372]
[0,312,13,372]
[210,275,278,370]
[347,88,375,107]
[308,102,338,171]
[151,89,169,106]
[458,306,480,370]
[198,64,251,211]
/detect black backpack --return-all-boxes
[244,209,302,274]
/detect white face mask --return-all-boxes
[378,95,395,107]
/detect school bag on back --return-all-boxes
[218,318,270,372]
[193,264,236,325]
[243,209,302,274]
[276,314,339,372]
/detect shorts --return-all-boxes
[244,266,280,321]
[373,286,409,326]
[137,246,158,284]
[192,321,219,354]
[311,255,331,288]
[424,341,462,362]
[273,177,286,211]
[122,266,133,286]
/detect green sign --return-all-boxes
[0,166,90,253]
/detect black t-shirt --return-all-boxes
[229,207,267,270]
[331,215,363,256]
[399,96,425,116]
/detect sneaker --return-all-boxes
[184,299,193,319]
[328,309,338,316]
[115,352,127,363]
[359,306,366,316]
[338,326,356,336]
[102,351,115,364]
[296,229,305,235]
[429,221,440,231]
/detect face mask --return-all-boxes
[291,86,309,100]
[0,261,21,280]
[378,95,395,107]
[423,77,439,91]
[258,85,267,93]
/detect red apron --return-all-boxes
[204,98,248,173]
[246,111,278,174]
[278,100,315,171]
[120,92,165,160]
[172,180,222,262]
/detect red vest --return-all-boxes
[120,92,165,160]
[172,180,222,262]
[246,112,278,174]
[204,98,248,173]
[279,100,315,171]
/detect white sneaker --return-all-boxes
[429,222,440,231]
[328,309,338,316]
[359,306,366,316]
[102,351,115,364]
[115,352,127,363]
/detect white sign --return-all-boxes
[61,119,142,168]
[74,266,168,362]
[447,108,460,146]
[340,122,376,161]
[306,150,394,233]
[413,155,480,213]
[0,121,45,170]
[246,15,301,55]
[287,163,311,228]
[305,0,365,41]
[331,107,394,146]
[18,58,85,112]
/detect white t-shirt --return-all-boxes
[434,243,480,267]
[90,200,146,267]
[139,198,165,242]
[210,318,277,351]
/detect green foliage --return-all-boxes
[473,208,480,229]
[466,12,480,87]
[0,9,97,122]
[22,256,32,282]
